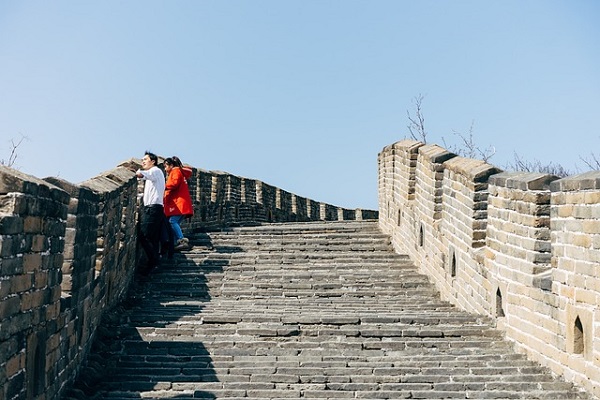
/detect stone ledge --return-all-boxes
[550,170,600,192]
[489,171,559,191]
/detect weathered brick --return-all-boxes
[0,216,23,235]
[22,253,42,273]
[0,255,23,275]
[10,274,33,293]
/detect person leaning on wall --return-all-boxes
[135,151,166,275]
[163,156,194,251]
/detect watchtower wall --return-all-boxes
[378,139,600,397]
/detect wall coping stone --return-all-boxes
[385,139,423,153]
[100,167,138,185]
[550,170,600,192]
[443,156,502,182]
[0,165,69,203]
[419,144,456,164]
[80,168,136,194]
[489,172,559,191]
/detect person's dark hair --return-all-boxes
[171,156,184,169]
[145,151,158,165]
[164,156,184,169]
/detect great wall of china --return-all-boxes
[1,139,599,399]
[378,139,600,398]
[0,157,374,400]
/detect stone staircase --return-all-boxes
[64,220,592,399]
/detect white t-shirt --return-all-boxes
[137,166,166,206]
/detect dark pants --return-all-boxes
[139,204,165,268]
[160,214,174,258]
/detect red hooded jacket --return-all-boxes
[164,167,194,218]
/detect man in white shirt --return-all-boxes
[136,151,166,274]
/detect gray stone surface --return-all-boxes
[63,221,592,399]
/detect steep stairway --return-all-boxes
[64,220,592,399]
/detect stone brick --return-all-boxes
[31,234,48,253]
[0,216,23,235]
[34,270,49,288]
[5,369,25,399]
[22,253,42,273]
[23,216,42,234]
[20,290,45,312]
[10,274,33,294]
[0,255,23,275]
[5,351,24,377]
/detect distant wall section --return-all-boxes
[176,166,377,234]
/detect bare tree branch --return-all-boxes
[1,134,28,168]
[579,152,600,171]
[406,94,427,143]
[442,121,495,162]
[506,152,571,177]
[403,94,589,176]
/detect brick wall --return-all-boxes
[0,158,377,400]
[185,167,377,233]
[0,166,69,400]
[378,139,600,397]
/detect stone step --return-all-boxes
[201,235,394,244]
[63,221,592,399]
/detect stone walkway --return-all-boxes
[63,221,592,399]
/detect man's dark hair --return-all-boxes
[145,151,158,165]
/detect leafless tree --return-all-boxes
[405,95,586,175]
[406,95,495,162]
[406,94,427,143]
[579,152,600,171]
[442,121,496,162]
[505,152,571,177]
[1,135,27,168]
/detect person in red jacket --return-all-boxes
[163,156,194,250]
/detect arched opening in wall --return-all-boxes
[450,251,457,277]
[397,210,402,226]
[32,341,45,395]
[267,210,273,223]
[201,207,207,222]
[418,224,424,247]
[218,206,223,221]
[495,288,505,317]
[574,316,584,355]
[235,205,239,220]
[27,333,46,397]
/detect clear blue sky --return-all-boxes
[1,1,599,210]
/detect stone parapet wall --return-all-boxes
[0,159,376,400]
[415,144,454,225]
[550,172,600,388]
[0,166,70,400]
[378,139,600,397]
[0,165,141,400]
[378,140,422,268]
[183,167,376,233]
[487,172,556,281]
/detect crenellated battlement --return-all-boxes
[3,143,599,399]
[378,139,600,398]
[0,158,375,400]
